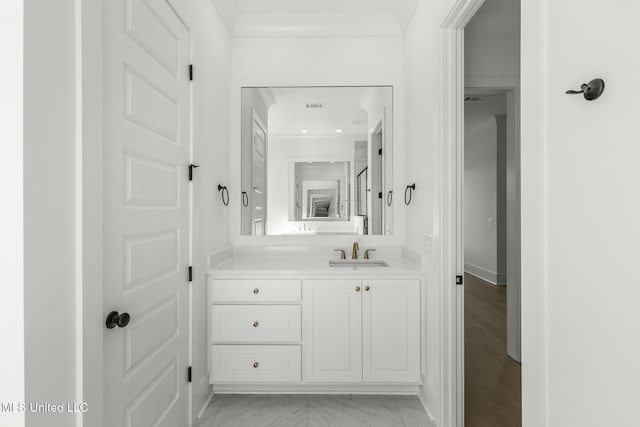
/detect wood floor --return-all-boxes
[464,273,521,427]
[195,395,435,427]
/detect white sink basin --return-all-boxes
[329,260,389,268]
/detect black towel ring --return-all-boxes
[241,191,249,207]
[386,190,393,207]
[218,185,229,206]
[404,184,416,205]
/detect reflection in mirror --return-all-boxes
[241,86,393,236]
[292,161,350,221]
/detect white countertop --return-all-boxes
[209,256,423,278]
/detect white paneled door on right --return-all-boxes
[103,0,191,426]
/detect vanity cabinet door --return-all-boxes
[362,279,421,383]
[303,280,362,382]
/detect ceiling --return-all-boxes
[267,87,378,136]
[233,0,398,15]
[210,0,420,36]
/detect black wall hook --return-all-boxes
[566,78,605,101]
[404,184,416,205]
[218,185,229,206]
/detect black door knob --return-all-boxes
[106,311,130,329]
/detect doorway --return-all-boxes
[440,0,521,424]
[463,90,521,425]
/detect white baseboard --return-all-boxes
[196,391,214,420]
[464,262,506,286]
[213,384,420,394]
[418,393,437,426]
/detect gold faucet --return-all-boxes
[364,249,376,259]
[352,242,359,259]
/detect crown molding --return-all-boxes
[233,13,402,37]
[209,0,420,37]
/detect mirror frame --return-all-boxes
[231,85,403,244]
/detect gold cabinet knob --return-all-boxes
[253,288,259,294]
[253,321,259,327]
[365,286,370,291]
[355,286,361,292]
[253,362,259,368]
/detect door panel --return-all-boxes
[103,0,191,426]
[362,280,420,382]
[303,280,362,382]
[251,113,267,235]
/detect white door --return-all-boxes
[251,113,267,235]
[370,122,383,235]
[303,280,362,382]
[362,280,421,382]
[103,0,191,426]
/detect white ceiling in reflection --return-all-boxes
[266,87,386,136]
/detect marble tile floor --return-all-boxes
[194,394,436,427]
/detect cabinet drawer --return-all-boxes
[212,305,301,343]
[211,345,301,383]
[210,279,301,303]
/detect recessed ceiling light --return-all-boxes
[335,129,343,133]
[301,129,308,133]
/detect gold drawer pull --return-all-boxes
[253,362,259,368]
[253,321,259,328]
[365,286,370,291]
[253,288,259,294]
[355,286,361,292]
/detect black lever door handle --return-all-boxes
[565,78,605,101]
[106,311,131,329]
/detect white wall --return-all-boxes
[522,0,640,425]
[464,0,520,84]
[464,95,506,283]
[229,35,405,247]
[0,1,25,427]
[189,0,232,417]
[403,0,455,421]
[23,0,79,425]
[169,0,232,420]
[267,135,363,235]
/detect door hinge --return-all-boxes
[378,148,382,155]
[456,275,464,285]
[189,64,193,81]
[187,366,192,383]
[378,192,383,199]
[188,266,193,282]
[188,164,199,181]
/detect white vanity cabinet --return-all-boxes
[303,278,421,383]
[208,272,422,389]
[209,279,302,383]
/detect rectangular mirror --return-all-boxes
[241,86,393,236]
